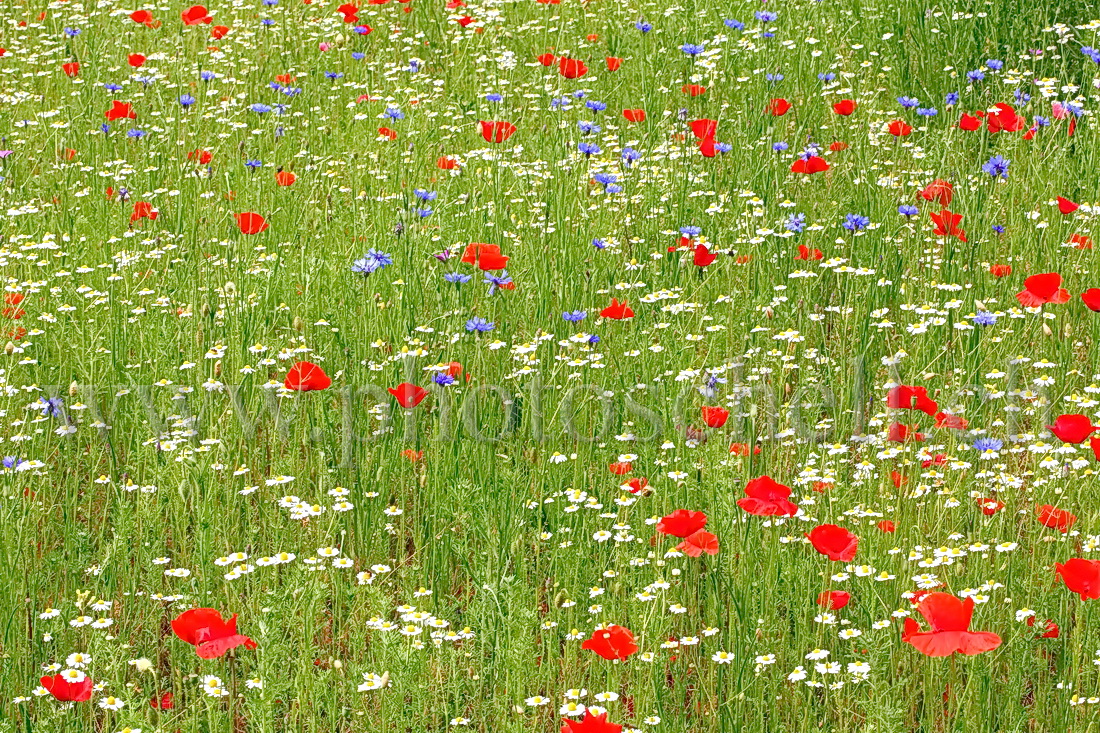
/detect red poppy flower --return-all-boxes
[1017,272,1071,307]
[537,52,556,66]
[657,509,707,538]
[284,361,331,391]
[275,170,296,186]
[234,212,268,235]
[1055,558,1100,600]
[181,4,213,24]
[1070,233,1094,250]
[558,57,587,79]
[976,497,1004,515]
[389,383,428,408]
[1057,196,1079,215]
[600,298,634,320]
[878,520,896,533]
[478,120,516,143]
[930,209,966,242]
[816,591,851,610]
[807,524,858,561]
[690,119,718,140]
[986,103,1024,133]
[130,201,158,223]
[767,98,791,116]
[829,141,848,151]
[888,422,924,442]
[40,672,94,702]
[337,3,359,22]
[682,84,706,96]
[211,25,229,38]
[918,179,953,206]
[437,156,460,170]
[737,475,798,517]
[795,244,823,261]
[150,692,174,709]
[832,99,856,116]
[1037,504,1078,533]
[561,710,622,733]
[455,16,474,27]
[791,156,829,174]
[62,62,81,77]
[958,112,983,131]
[625,477,649,494]
[130,9,158,26]
[1047,414,1096,444]
[677,530,719,557]
[622,109,645,123]
[1027,617,1060,638]
[901,593,1001,657]
[887,120,912,136]
[171,608,257,658]
[701,406,729,428]
[698,138,717,157]
[729,442,761,456]
[378,126,398,140]
[886,385,938,415]
[581,625,638,660]
[1093,435,1100,462]
[934,411,967,430]
[187,149,212,164]
[105,101,137,121]
[605,56,622,72]
[461,242,508,270]
[1083,289,1100,311]
[989,264,1012,278]
[608,461,632,475]
[693,244,717,267]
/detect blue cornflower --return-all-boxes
[64,27,81,37]
[972,311,998,326]
[353,25,370,35]
[384,107,404,120]
[351,249,393,275]
[433,373,456,386]
[415,208,433,218]
[592,238,607,250]
[578,142,601,156]
[126,129,146,138]
[465,317,494,332]
[1035,116,1050,127]
[572,91,586,99]
[179,94,197,107]
[2,456,25,470]
[715,142,732,153]
[245,159,262,169]
[897,96,919,109]
[261,18,275,26]
[842,214,870,231]
[982,154,1010,179]
[578,120,601,134]
[898,204,919,217]
[200,71,216,81]
[986,59,1004,70]
[818,72,836,82]
[100,123,111,134]
[563,310,587,322]
[635,20,652,32]
[263,0,278,5]
[992,225,1005,234]
[485,93,503,102]
[945,91,959,106]
[680,226,702,237]
[622,148,641,166]
[251,103,272,114]
[916,107,938,117]
[351,52,366,61]
[724,19,744,30]
[766,73,784,82]
[414,189,437,201]
[443,272,472,284]
[974,436,1004,453]
[785,213,806,233]
[409,60,420,73]
[1014,89,1031,104]
[772,141,789,152]
[36,397,65,418]
[550,97,569,110]
[755,10,778,22]
[483,271,512,295]
[324,71,344,80]
[588,335,600,344]
[585,100,607,113]
[680,43,706,56]
[135,77,155,87]
[104,83,124,92]
[594,173,618,186]
[967,69,985,83]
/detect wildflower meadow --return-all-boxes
[6,0,1100,731]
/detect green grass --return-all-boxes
[4,0,1100,731]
